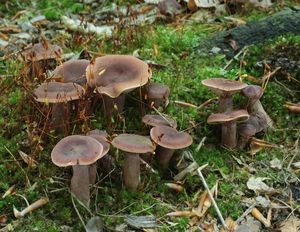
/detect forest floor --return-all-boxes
[0,0,300,231]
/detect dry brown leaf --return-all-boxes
[18,151,38,168]
[220,217,237,232]
[284,102,300,114]
[166,210,195,217]
[279,216,300,232]
[0,215,7,224]
[251,208,271,228]
[165,183,184,192]
[2,185,15,199]
[14,198,48,218]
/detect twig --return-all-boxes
[4,146,31,186]
[196,137,206,152]
[236,203,256,224]
[71,194,87,231]
[223,46,248,70]
[197,167,227,230]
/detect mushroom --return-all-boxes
[146,82,170,109]
[111,134,155,191]
[51,135,104,206]
[33,82,85,132]
[237,123,256,150]
[207,109,249,148]
[86,55,151,117]
[51,59,90,85]
[86,129,112,182]
[241,85,273,131]
[141,114,177,163]
[23,42,62,79]
[202,78,247,112]
[150,126,192,171]
[142,114,177,128]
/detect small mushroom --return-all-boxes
[86,55,151,117]
[150,126,192,171]
[207,109,249,148]
[237,123,256,150]
[146,82,170,109]
[142,114,177,128]
[202,78,247,112]
[51,59,90,85]
[51,135,104,206]
[241,85,273,131]
[34,82,85,132]
[86,129,111,182]
[23,42,62,79]
[111,134,155,191]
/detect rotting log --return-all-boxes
[198,7,300,57]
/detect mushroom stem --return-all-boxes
[140,152,153,164]
[238,134,249,150]
[102,94,125,117]
[250,100,273,130]
[219,96,233,112]
[156,146,175,171]
[123,152,140,191]
[89,163,97,185]
[221,121,237,148]
[51,103,70,133]
[71,165,90,206]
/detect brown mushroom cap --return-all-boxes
[202,78,247,96]
[207,109,249,124]
[86,129,108,139]
[34,82,85,103]
[112,134,155,154]
[23,43,62,62]
[86,55,151,98]
[86,134,110,156]
[238,123,256,137]
[147,83,170,99]
[150,126,192,149]
[241,85,263,100]
[51,135,104,167]
[142,114,177,128]
[51,59,89,85]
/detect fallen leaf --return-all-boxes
[251,208,270,227]
[279,216,300,232]
[270,158,282,170]
[18,151,38,168]
[0,214,7,224]
[220,217,237,232]
[85,216,104,232]
[2,185,15,198]
[165,183,184,192]
[166,210,194,217]
[247,177,275,194]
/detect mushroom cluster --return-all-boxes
[202,78,272,149]
[29,42,193,205]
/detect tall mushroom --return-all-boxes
[150,126,192,171]
[111,134,155,191]
[202,78,247,112]
[51,135,104,206]
[33,82,85,132]
[207,109,249,148]
[86,55,151,117]
[23,42,62,79]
